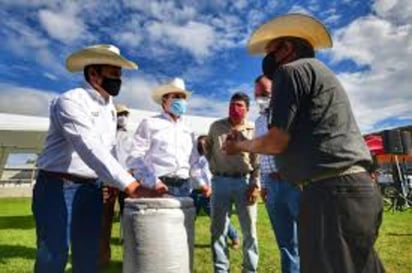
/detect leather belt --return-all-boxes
[214,172,250,178]
[159,176,189,187]
[299,165,367,189]
[39,170,97,184]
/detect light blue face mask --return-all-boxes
[169,98,188,117]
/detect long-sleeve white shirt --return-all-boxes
[190,156,211,189]
[115,128,134,169]
[126,112,200,189]
[36,83,135,190]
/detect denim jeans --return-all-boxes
[299,172,385,273]
[32,171,103,273]
[190,190,239,241]
[262,174,300,273]
[167,181,192,197]
[211,176,258,273]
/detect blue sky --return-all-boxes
[0,0,411,134]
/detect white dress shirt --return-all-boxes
[115,128,134,169]
[190,156,211,189]
[36,83,135,190]
[126,112,199,189]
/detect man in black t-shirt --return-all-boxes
[224,14,385,273]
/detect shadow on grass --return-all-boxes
[195,243,210,248]
[387,233,412,237]
[0,244,36,262]
[110,237,122,246]
[0,215,34,230]
[101,261,122,273]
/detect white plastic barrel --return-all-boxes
[122,197,195,273]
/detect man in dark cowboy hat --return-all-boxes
[224,14,385,273]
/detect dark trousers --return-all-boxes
[299,172,385,273]
[32,171,102,273]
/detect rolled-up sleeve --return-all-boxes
[54,97,135,190]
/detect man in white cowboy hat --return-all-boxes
[224,14,385,273]
[127,77,210,197]
[33,44,144,273]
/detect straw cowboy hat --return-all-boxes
[115,103,130,114]
[247,13,333,55]
[152,78,192,105]
[65,44,138,72]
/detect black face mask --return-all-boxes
[262,42,289,80]
[262,53,280,80]
[101,76,122,96]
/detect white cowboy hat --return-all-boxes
[152,78,192,105]
[65,44,138,72]
[247,13,333,55]
[115,103,130,114]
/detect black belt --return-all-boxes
[39,170,97,184]
[159,176,189,187]
[214,172,250,178]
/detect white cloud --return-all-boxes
[329,0,412,132]
[147,21,216,59]
[114,32,143,48]
[116,75,160,112]
[0,84,57,116]
[38,9,86,44]
[373,0,412,23]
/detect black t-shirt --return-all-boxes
[269,58,371,183]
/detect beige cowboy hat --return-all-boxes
[65,44,138,72]
[247,13,333,55]
[115,103,130,114]
[152,77,192,104]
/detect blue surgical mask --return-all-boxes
[169,98,188,117]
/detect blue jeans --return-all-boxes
[167,181,192,197]
[32,171,103,273]
[211,176,258,273]
[190,190,239,241]
[263,174,300,273]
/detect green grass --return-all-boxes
[0,198,411,273]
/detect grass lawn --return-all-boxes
[0,197,411,273]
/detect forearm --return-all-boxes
[238,127,289,155]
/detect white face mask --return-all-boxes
[255,96,270,112]
[117,115,128,128]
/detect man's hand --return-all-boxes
[102,186,118,203]
[155,180,169,194]
[124,180,140,196]
[260,187,268,203]
[200,185,212,198]
[247,183,260,205]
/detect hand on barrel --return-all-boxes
[125,180,168,198]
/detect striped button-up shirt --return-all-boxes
[255,112,278,187]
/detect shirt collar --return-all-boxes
[225,118,254,130]
[161,111,183,123]
[83,82,112,105]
